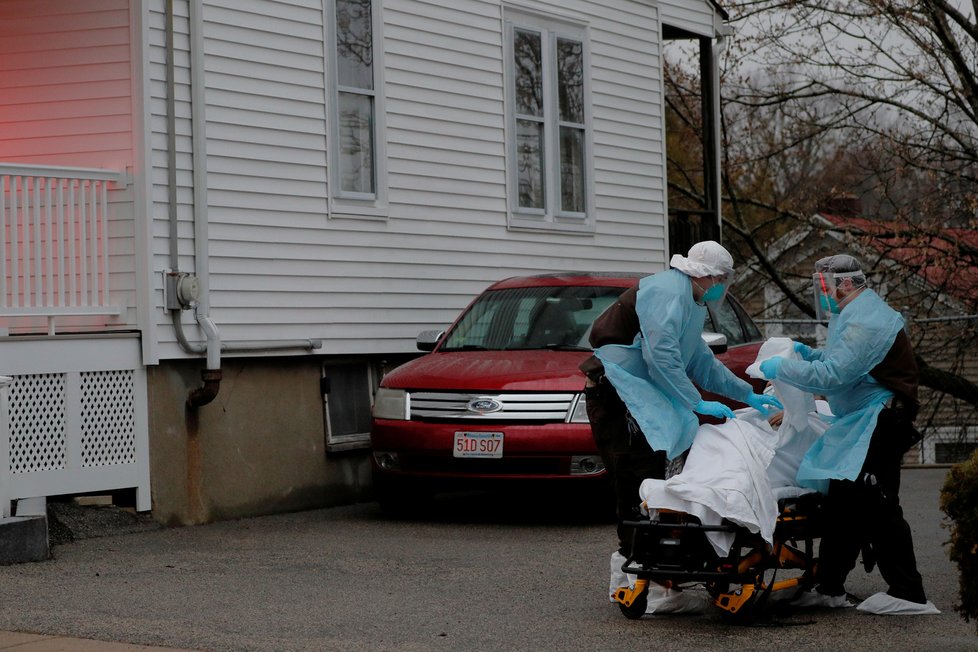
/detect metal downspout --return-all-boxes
[165,0,179,268]
[185,0,221,408]
[166,0,219,408]
[165,0,322,410]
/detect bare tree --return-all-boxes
[727,0,978,224]
[663,2,978,444]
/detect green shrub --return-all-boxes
[940,448,978,633]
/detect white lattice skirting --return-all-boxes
[0,335,149,516]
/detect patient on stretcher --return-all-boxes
[638,338,829,557]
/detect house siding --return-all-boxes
[658,0,720,36]
[0,0,139,332]
[0,0,730,524]
[148,0,672,358]
[0,0,134,170]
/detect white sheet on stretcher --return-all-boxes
[639,337,829,557]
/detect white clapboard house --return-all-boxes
[0,0,731,525]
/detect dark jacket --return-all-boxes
[579,284,640,381]
[870,328,920,417]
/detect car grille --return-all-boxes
[408,391,577,421]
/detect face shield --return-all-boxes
[813,270,865,320]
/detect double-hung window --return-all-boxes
[505,12,592,231]
[328,0,387,217]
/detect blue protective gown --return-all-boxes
[775,289,904,492]
[594,270,752,459]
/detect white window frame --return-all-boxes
[325,0,389,219]
[323,359,381,452]
[504,10,594,233]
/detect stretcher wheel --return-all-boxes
[618,585,648,620]
[718,588,762,625]
[716,570,782,624]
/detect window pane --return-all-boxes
[557,38,583,123]
[559,126,585,213]
[338,91,374,193]
[325,363,371,436]
[710,297,746,345]
[517,119,544,209]
[514,28,543,117]
[336,0,373,90]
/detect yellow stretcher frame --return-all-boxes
[613,495,823,623]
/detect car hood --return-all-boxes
[382,350,589,392]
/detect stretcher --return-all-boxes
[612,491,824,623]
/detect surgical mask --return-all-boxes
[693,277,728,306]
[818,293,840,314]
[702,282,726,303]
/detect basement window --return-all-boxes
[323,360,378,452]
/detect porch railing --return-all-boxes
[0,163,125,333]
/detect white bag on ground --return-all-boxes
[856,592,940,615]
[609,550,635,601]
[645,586,709,614]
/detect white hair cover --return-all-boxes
[669,240,734,277]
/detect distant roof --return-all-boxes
[818,212,978,307]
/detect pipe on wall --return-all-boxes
[165,0,322,409]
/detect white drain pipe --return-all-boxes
[165,0,321,408]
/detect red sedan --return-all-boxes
[370,272,765,512]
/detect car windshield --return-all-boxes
[440,285,626,352]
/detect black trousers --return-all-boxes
[815,406,927,603]
[584,379,666,555]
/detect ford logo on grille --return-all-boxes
[467,398,502,414]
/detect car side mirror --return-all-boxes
[416,329,446,352]
[702,331,728,354]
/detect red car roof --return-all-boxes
[487,272,645,291]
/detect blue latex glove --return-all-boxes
[793,341,813,358]
[759,356,783,380]
[693,399,736,420]
[745,392,784,416]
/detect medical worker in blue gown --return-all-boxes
[759,254,939,615]
[590,240,782,600]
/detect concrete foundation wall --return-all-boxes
[146,357,372,526]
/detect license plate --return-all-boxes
[453,431,504,458]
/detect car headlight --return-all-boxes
[372,388,409,420]
[567,393,589,423]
